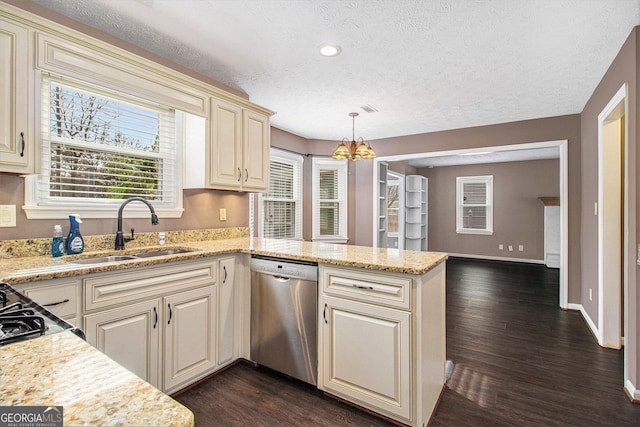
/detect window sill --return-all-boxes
[312,237,348,244]
[456,229,493,236]
[23,205,184,220]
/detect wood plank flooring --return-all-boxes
[174,258,640,426]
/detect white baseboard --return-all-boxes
[625,379,640,402]
[570,303,601,343]
[446,253,545,265]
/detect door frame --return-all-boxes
[374,139,569,309]
[597,84,627,350]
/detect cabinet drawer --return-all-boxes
[22,280,79,319]
[320,265,411,310]
[85,259,217,312]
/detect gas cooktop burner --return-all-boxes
[0,298,46,344]
[0,284,84,346]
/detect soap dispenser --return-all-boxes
[65,214,85,255]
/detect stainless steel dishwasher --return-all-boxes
[250,255,318,385]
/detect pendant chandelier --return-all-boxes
[331,112,376,161]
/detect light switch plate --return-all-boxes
[0,205,17,227]
[219,208,227,221]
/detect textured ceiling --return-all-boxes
[29,0,640,142]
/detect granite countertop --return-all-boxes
[0,331,193,427]
[0,237,448,284]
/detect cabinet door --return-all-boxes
[0,17,31,173]
[218,257,236,366]
[208,97,242,189]
[241,109,269,191]
[84,299,160,388]
[164,285,217,392]
[320,295,411,421]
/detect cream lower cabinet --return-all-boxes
[318,263,446,427]
[218,256,237,366]
[82,258,224,393]
[84,299,160,387]
[164,285,217,393]
[321,295,411,420]
[14,278,80,327]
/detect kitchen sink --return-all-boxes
[70,255,138,265]
[132,248,196,258]
[68,248,197,265]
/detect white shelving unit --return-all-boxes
[404,175,428,251]
[377,162,388,247]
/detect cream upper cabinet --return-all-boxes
[208,98,243,188]
[241,109,270,191]
[0,16,33,173]
[207,96,270,192]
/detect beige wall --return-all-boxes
[0,174,249,239]
[580,27,638,393]
[419,159,559,261]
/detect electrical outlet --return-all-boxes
[594,202,598,215]
[0,205,16,227]
[219,208,227,221]
[508,245,513,252]
[518,245,524,252]
[498,244,504,250]
[589,288,593,301]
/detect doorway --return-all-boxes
[597,84,627,350]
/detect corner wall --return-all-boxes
[580,26,638,399]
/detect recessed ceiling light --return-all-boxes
[319,44,341,57]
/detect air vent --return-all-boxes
[360,104,378,113]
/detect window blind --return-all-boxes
[462,182,487,229]
[456,176,493,234]
[39,75,177,207]
[259,150,303,239]
[313,158,347,241]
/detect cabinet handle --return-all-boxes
[19,132,25,157]
[237,167,242,182]
[43,298,70,307]
[223,265,227,284]
[352,284,374,290]
[244,168,248,182]
[323,303,328,324]
[153,306,158,329]
[167,303,172,325]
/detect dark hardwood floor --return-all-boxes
[174,258,640,426]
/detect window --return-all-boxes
[312,158,347,242]
[254,149,303,239]
[24,75,181,219]
[456,175,493,235]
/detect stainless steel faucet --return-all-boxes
[115,197,159,250]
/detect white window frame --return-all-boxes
[312,157,348,243]
[23,73,183,220]
[456,175,493,235]
[256,149,304,240]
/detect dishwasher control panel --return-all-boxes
[250,256,318,281]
